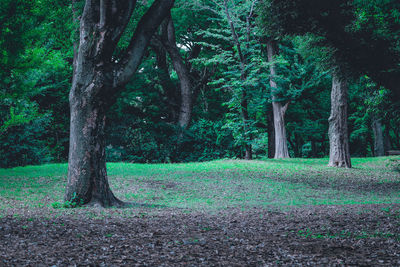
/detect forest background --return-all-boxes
[1,0,399,169]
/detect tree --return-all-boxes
[266,40,289,158]
[259,0,400,102]
[328,73,351,167]
[65,0,174,207]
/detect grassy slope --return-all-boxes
[0,157,399,215]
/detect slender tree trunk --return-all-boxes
[266,41,290,159]
[161,15,192,129]
[384,125,391,155]
[311,140,317,158]
[224,0,253,160]
[241,91,252,160]
[152,42,179,122]
[372,117,385,156]
[267,108,275,158]
[328,73,351,168]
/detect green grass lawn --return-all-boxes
[0,157,399,216]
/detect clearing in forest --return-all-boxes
[0,157,399,265]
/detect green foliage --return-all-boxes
[51,192,84,209]
[1,0,400,167]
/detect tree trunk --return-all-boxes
[224,0,253,160]
[161,14,192,129]
[67,87,122,207]
[384,124,392,154]
[266,40,290,159]
[372,117,385,156]
[65,0,174,207]
[272,102,290,158]
[267,108,275,158]
[328,73,351,168]
[311,140,317,158]
[241,91,252,160]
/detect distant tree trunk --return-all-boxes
[66,0,174,207]
[161,14,192,129]
[328,73,351,168]
[384,125,391,154]
[267,109,275,158]
[151,40,179,122]
[372,117,385,156]
[241,91,252,160]
[311,140,317,158]
[224,0,253,160]
[266,40,290,159]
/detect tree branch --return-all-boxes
[115,0,175,87]
[110,0,137,44]
[224,0,245,66]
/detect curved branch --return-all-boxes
[115,0,175,87]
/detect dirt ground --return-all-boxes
[1,204,400,266]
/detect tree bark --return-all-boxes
[328,73,351,168]
[161,14,192,129]
[372,117,385,156]
[66,0,174,207]
[266,41,290,159]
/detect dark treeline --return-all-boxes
[1,0,399,169]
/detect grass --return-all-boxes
[0,157,399,216]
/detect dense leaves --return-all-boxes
[0,0,399,167]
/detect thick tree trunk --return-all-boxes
[372,117,385,156]
[65,0,174,207]
[66,89,122,207]
[328,73,351,168]
[266,41,290,159]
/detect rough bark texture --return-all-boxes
[266,41,290,159]
[372,117,385,157]
[328,74,351,168]
[66,0,174,207]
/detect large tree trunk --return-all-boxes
[67,85,122,207]
[65,0,174,207]
[328,73,351,168]
[372,117,385,156]
[266,41,290,159]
